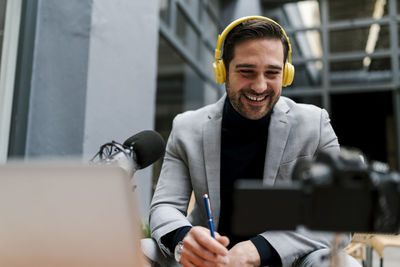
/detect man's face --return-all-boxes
[226,38,284,120]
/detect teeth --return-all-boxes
[245,95,266,102]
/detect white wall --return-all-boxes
[84,0,159,219]
[18,0,159,219]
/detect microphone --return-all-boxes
[123,130,166,169]
[91,130,166,180]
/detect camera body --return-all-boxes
[232,149,400,236]
[293,149,400,233]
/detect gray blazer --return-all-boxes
[150,95,344,266]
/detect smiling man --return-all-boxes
[226,38,283,120]
[149,17,360,267]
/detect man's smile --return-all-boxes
[244,94,267,102]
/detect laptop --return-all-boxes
[0,162,144,267]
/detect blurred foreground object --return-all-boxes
[233,148,400,235]
[0,163,145,267]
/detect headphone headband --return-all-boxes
[215,16,292,64]
[212,15,294,86]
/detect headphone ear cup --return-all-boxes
[282,62,294,87]
[212,59,226,84]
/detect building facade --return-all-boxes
[1,0,399,218]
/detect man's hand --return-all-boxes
[218,241,261,267]
[180,226,230,267]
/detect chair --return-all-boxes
[141,192,196,266]
[345,242,365,262]
[344,233,374,267]
[370,234,400,267]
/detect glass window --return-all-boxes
[156,35,206,138]
[202,43,214,79]
[203,9,219,44]
[182,0,199,19]
[154,35,208,185]
[208,0,219,12]
[374,23,390,50]
[292,30,323,59]
[176,6,200,59]
[159,0,170,25]
[0,0,7,64]
[329,57,392,85]
[398,0,400,14]
[329,0,388,22]
[330,59,363,72]
[291,60,323,88]
[397,23,400,47]
[297,0,321,27]
[330,25,390,53]
[331,92,393,165]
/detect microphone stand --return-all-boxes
[329,233,346,267]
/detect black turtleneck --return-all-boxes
[161,98,281,266]
[218,97,271,239]
[219,98,281,266]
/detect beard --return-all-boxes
[226,81,280,120]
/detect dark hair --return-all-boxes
[222,19,289,72]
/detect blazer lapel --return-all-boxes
[203,95,225,229]
[263,97,291,185]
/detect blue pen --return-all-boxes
[203,194,216,238]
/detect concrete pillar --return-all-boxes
[18,0,159,219]
[25,0,91,157]
[84,0,159,219]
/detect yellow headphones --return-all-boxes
[212,16,294,87]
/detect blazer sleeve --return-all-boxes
[260,108,349,267]
[149,116,193,256]
[318,108,340,153]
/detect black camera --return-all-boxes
[232,149,400,236]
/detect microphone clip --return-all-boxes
[91,140,139,179]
